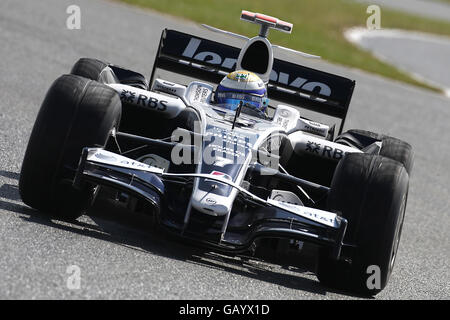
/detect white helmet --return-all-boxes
[214,70,269,116]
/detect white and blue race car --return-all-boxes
[19,10,413,296]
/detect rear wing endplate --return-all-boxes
[150,29,355,133]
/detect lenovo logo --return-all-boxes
[182,37,331,97]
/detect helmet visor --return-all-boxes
[216,91,266,111]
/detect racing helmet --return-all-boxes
[214,70,269,114]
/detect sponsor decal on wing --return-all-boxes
[267,199,340,228]
[87,149,164,174]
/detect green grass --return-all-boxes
[118,0,450,92]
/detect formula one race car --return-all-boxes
[19,10,413,296]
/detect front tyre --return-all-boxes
[316,153,409,296]
[19,75,121,219]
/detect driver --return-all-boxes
[214,70,269,119]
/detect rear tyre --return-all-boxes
[19,75,121,219]
[316,153,409,296]
[379,137,413,175]
[336,129,413,174]
[70,58,108,81]
[70,57,148,90]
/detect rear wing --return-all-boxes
[150,29,355,133]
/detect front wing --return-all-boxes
[74,148,347,259]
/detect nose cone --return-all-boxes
[191,190,234,216]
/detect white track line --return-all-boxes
[345,27,450,97]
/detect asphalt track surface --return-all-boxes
[0,0,449,299]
